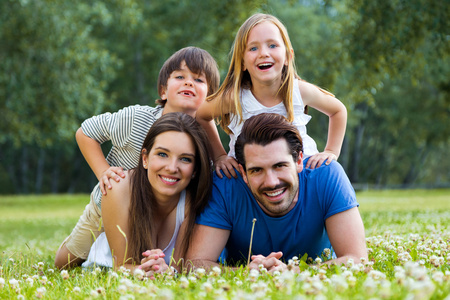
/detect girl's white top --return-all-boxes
[82,189,186,268]
[228,79,319,158]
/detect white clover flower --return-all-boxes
[179,276,189,289]
[133,268,145,280]
[323,248,331,258]
[248,269,260,282]
[90,290,99,298]
[331,274,348,292]
[9,258,14,264]
[201,282,213,293]
[17,295,25,300]
[117,284,127,294]
[315,257,322,264]
[35,287,46,299]
[26,277,33,286]
[109,271,119,279]
[187,275,197,283]
[0,278,5,289]
[37,262,44,268]
[73,286,81,293]
[47,269,54,274]
[432,271,444,283]
[363,277,377,295]
[195,267,206,278]
[60,269,70,280]
[9,278,19,289]
[211,266,221,276]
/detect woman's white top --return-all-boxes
[228,79,319,158]
[82,190,186,268]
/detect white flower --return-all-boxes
[61,269,70,280]
[202,282,213,293]
[315,257,322,264]
[179,276,189,289]
[73,286,81,293]
[26,277,33,286]
[133,268,145,280]
[9,278,19,289]
[0,278,5,289]
[35,287,46,299]
[211,266,221,276]
[195,268,206,278]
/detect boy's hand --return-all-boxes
[249,252,287,273]
[305,151,337,169]
[214,155,240,179]
[99,166,125,195]
[139,249,168,279]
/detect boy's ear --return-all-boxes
[160,85,167,100]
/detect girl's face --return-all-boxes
[143,131,196,204]
[242,21,288,87]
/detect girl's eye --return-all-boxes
[269,44,277,49]
[249,46,257,51]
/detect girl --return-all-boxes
[196,13,347,178]
[81,112,212,276]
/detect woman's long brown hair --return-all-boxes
[128,112,213,265]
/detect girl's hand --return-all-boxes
[214,155,240,179]
[139,249,168,279]
[99,166,125,195]
[305,151,337,169]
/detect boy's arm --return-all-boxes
[196,99,239,178]
[299,80,347,169]
[76,128,125,194]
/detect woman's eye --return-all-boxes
[157,152,168,158]
[181,157,193,163]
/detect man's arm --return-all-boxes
[324,207,367,265]
[185,225,230,271]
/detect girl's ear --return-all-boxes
[285,48,294,66]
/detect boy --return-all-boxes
[55,47,220,268]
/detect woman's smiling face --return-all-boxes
[143,131,196,203]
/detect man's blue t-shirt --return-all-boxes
[196,161,358,264]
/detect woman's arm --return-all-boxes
[101,172,136,270]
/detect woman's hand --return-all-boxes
[248,252,287,273]
[138,249,168,279]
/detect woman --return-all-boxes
[82,112,212,275]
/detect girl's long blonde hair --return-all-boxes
[209,13,333,134]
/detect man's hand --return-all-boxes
[99,166,126,195]
[248,252,287,273]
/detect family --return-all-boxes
[55,13,367,276]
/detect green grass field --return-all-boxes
[1,190,449,299]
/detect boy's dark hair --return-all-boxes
[235,113,303,170]
[156,47,220,106]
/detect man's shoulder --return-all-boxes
[212,171,249,196]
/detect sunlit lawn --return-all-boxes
[1,190,449,299]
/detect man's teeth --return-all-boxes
[161,176,177,182]
[266,189,283,197]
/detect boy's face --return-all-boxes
[161,61,208,117]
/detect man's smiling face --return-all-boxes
[239,138,303,217]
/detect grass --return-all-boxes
[1,189,449,299]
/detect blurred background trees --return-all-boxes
[1,0,448,194]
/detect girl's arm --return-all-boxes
[101,172,137,270]
[299,80,347,169]
[196,99,239,178]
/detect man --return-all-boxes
[186,113,367,272]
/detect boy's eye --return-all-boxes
[195,78,204,83]
[175,75,184,79]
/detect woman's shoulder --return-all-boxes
[104,170,133,202]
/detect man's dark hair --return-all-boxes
[235,113,303,170]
